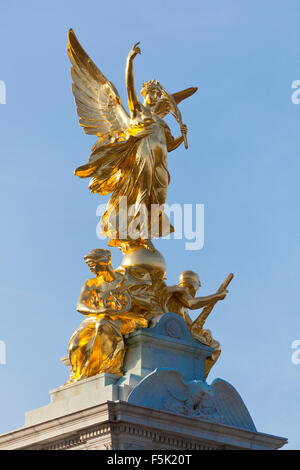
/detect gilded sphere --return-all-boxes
[121,246,166,279]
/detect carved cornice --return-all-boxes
[28,421,218,450]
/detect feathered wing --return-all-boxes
[67,29,130,147]
[210,379,257,431]
[172,87,198,104]
[154,86,198,119]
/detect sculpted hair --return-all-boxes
[141,80,163,98]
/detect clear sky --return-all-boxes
[0,0,300,449]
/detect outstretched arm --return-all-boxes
[126,42,141,119]
[187,291,226,309]
[172,287,227,310]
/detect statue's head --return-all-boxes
[84,249,114,281]
[141,80,163,108]
[178,270,201,296]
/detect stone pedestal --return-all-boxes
[0,313,287,450]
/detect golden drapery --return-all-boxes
[75,117,175,246]
[68,313,147,381]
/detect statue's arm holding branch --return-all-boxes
[126,42,141,119]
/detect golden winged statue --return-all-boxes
[67,30,197,250]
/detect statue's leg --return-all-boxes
[68,317,125,380]
[97,319,125,375]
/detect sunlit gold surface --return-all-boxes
[68,249,150,381]
[67,30,233,382]
[160,272,234,377]
[67,246,232,381]
[121,243,166,280]
[67,30,197,246]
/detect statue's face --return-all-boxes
[87,260,98,274]
[186,281,200,297]
[87,260,105,276]
[143,90,160,108]
[179,276,201,297]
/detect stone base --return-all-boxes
[24,313,216,427]
[24,373,120,427]
[0,313,287,450]
[0,401,286,450]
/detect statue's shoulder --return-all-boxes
[85,277,101,288]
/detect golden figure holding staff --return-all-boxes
[162,272,233,377]
[67,30,197,249]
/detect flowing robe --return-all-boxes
[75,107,175,246]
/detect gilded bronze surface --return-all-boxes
[67,30,233,382]
[67,30,196,247]
[67,247,231,381]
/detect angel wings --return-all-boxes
[67,29,197,163]
[67,29,197,245]
[68,29,130,144]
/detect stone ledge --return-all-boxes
[0,401,287,450]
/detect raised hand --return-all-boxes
[181,124,188,137]
[128,41,141,61]
[216,289,228,301]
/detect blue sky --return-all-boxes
[0,0,300,449]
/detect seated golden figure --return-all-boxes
[68,249,150,381]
